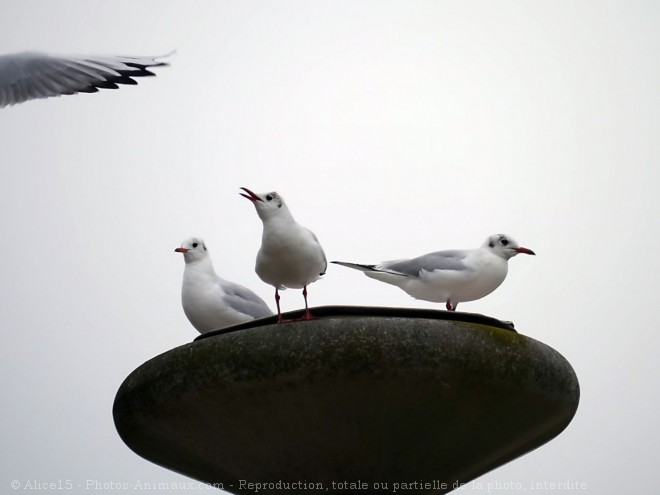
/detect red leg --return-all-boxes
[299,285,317,320]
[276,286,318,323]
[275,288,284,323]
[446,300,456,311]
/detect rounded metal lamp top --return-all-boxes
[114,306,579,494]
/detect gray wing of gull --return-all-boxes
[0,51,169,108]
[308,228,328,275]
[383,250,471,277]
[222,281,274,320]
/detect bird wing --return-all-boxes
[222,282,274,320]
[331,261,381,272]
[0,51,168,108]
[307,228,328,275]
[383,250,471,277]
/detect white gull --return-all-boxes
[175,237,273,333]
[332,234,534,311]
[240,187,327,322]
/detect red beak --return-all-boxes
[239,187,263,202]
[515,247,536,255]
[174,247,189,253]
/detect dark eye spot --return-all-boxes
[501,238,509,246]
[192,243,198,248]
[266,194,273,201]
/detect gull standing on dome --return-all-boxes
[332,234,535,311]
[240,187,327,322]
[175,237,273,333]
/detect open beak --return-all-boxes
[239,187,263,202]
[515,247,536,255]
[174,247,189,253]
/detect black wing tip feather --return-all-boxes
[331,261,406,277]
[125,62,166,71]
[331,261,377,270]
[70,57,168,93]
[76,86,100,94]
[81,69,158,93]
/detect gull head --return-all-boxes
[484,234,535,260]
[175,237,209,263]
[240,187,286,220]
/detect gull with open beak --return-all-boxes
[332,234,535,311]
[240,187,327,322]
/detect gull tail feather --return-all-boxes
[331,261,406,277]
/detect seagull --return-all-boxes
[0,51,169,108]
[175,237,273,333]
[332,234,535,311]
[240,187,327,322]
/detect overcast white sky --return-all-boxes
[1,1,659,493]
